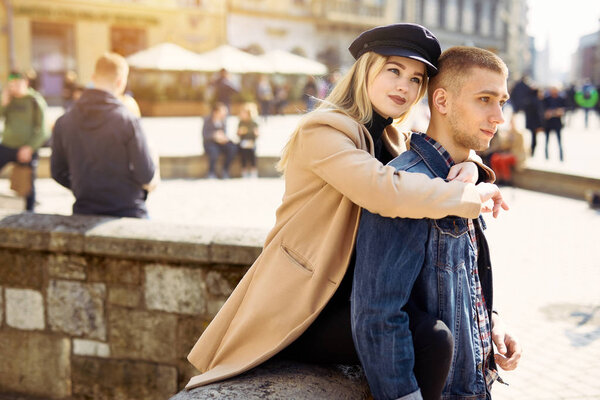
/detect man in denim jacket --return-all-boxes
[352,47,522,400]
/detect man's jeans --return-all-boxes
[204,141,237,177]
[0,144,38,211]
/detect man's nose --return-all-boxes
[490,105,505,125]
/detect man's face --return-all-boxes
[7,78,28,97]
[447,68,509,152]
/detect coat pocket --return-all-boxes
[280,244,314,276]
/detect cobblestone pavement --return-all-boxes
[3,109,600,400]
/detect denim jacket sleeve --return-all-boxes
[351,208,430,400]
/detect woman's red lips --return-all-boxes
[389,95,406,105]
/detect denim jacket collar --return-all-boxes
[409,133,453,180]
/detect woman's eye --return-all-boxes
[480,97,490,103]
[388,68,400,75]
[410,77,422,84]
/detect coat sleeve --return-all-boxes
[298,122,482,219]
[125,117,156,186]
[28,94,50,150]
[50,119,71,189]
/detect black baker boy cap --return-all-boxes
[349,23,441,77]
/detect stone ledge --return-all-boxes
[0,213,266,265]
[513,167,600,200]
[170,360,370,400]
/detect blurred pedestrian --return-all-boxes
[0,70,49,212]
[26,68,39,91]
[319,70,341,98]
[236,102,260,178]
[487,117,527,185]
[509,75,532,113]
[51,52,157,218]
[302,76,318,112]
[62,70,78,110]
[563,83,576,125]
[202,102,237,179]
[524,86,545,156]
[211,68,238,109]
[542,86,566,161]
[273,82,289,115]
[574,80,598,129]
[120,90,142,117]
[256,75,273,118]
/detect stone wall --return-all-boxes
[0,150,282,181]
[0,213,266,400]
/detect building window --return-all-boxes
[419,0,427,24]
[398,0,405,20]
[474,0,482,34]
[111,27,147,57]
[490,2,498,36]
[31,22,76,104]
[438,0,447,28]
[457,0,464,30]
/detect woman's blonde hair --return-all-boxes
[277,52,429,172]
[240,101,259,120]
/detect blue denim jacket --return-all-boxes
[352,134,495,400]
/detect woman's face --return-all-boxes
[367,56,426,119]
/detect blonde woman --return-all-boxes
[236,102,260,178]
[186,24,507,391]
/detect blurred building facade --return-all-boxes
[1,0,531,103]
[228,0,531,80]
[573,31,600,85]
[0,0,226,102]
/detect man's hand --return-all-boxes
[16,145,33,163]
[213,130,229,144]
[491,313,522,371]
[475,182,509,218]
[447,162,478,184]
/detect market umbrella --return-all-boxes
[259,49,328,75]
[194,45,274,74]
[125,42,205,71]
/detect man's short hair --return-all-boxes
[428,46,508,99]
[211,101,228,114]
[94,52,129,82]
[8,70,27,81]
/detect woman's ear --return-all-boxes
[431,88,449,115]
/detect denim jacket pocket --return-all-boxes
[280,244,315,276]
[433,216,469,238]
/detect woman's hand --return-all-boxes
[447,162,478,184]
[475,182,509,218]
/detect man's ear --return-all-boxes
[431,88,449,115]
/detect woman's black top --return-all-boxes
[280,110,392,364]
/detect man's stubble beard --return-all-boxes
[447,111,491,153]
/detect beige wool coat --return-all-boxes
[186,110,487,389]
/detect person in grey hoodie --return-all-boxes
[51,52,156,218]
